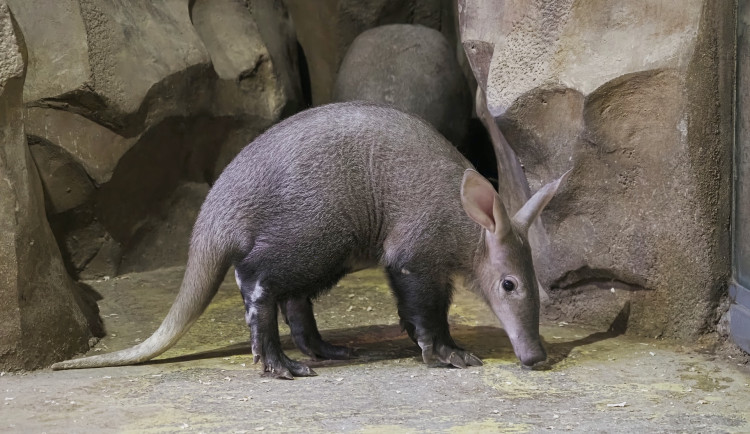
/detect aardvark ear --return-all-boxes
[460,169,512,238]
[512,169,572,234]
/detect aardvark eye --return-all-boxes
[501,278,517,292]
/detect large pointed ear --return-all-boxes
[461,169,512,236]
[512,169,572,233]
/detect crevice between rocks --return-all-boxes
[549,266,650,292]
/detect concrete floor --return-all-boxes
[1,267,749,433]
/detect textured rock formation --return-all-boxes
[24,107,136,184]
[0,2,95,370]
[459,0,734,339]
[28,140,96,215]
[5,0,90,103]
[5,0,301,279]
[333,24,471,148]
[285,0,455,105]
[116,181,209,274]
[250,0,304,116]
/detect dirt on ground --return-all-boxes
[1,267,748,433]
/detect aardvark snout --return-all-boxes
[518,344,547,367]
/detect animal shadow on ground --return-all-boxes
[146,303,629,370]
[146,324,422,368]
[540,301,631,369]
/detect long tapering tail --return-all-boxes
[51,232,232,370]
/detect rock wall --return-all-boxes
[0,2,96,370]
[6,0,301,279]
[459,0,734,339]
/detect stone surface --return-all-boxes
[250,0,304,115]
[28,140,95,215]
[24,107,135,184]
[285,0,452,105]
[0,2,95,370]
[459,0,734,340]
[192,0,267,81]
[192,0,293,123]
[333,24,471,147]
[93,117,240,257]
[461,1,703,117]
[78,233,121,280]
[77,0,210,120]
[4,0,90,103]
[1,267,748,431]
[4,0,300,282]
[192,0,302,118]
[118,182,209,274]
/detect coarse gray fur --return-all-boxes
[52,102,567,377]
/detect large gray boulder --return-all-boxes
[333,24,471,147]
[285,0,454,105]
[4,0,89,103]
[0,2,95,370]
[459,0,734,339]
